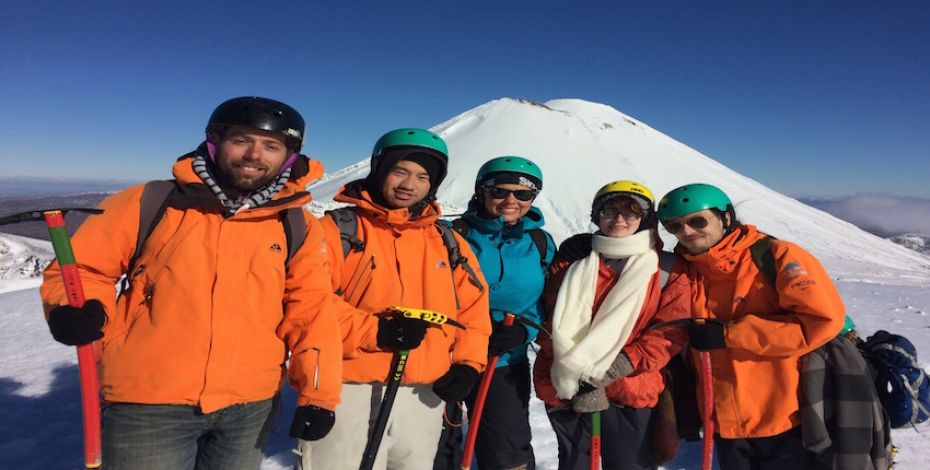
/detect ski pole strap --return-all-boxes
[387,306,466,330]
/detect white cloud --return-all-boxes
[801,194,930,237]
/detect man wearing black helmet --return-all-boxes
[40,97,342,468]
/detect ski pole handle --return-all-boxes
[388,306,466,330]
[45,210,102,469]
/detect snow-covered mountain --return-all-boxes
[0,234,53,294]
[890,234,930,255]
[309,98,930,283]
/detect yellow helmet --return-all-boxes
[591,180,655,223]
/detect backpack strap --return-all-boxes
[129,180,177,275]
[658,251,679,290]
[436,221,484,293]
[327,207,365,257]
[528,229,550,270]
[749,235,777,286]
[280,207,307,269]
[450,218,469,237]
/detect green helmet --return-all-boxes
[369,128,449,191]
[657,183,732,222]
[475,156,543,191]
[372,128,448,158]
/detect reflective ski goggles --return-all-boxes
[486,187,538,201]
[663,215,710,234]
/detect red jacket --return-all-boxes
[534,243,690,409]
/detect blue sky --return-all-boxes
[2,1,928,198]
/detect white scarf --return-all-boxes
[550,229,658,399]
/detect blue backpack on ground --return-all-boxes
[858,330,930,428]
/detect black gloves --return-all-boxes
[488,321,528,356]
[47,300,107,345]
[687,321,727,351]
[432,364,479,401]
[289,405,336,441]
[377,315,428,351]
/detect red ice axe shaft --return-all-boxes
[460,312,515,470]
[45,210,102,468]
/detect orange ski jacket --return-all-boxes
[321,184,491,385]
[41,154,343,413]
[681,224,845,438]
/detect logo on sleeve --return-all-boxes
[782,262,807,279]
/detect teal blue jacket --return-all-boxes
[458,201,554,367]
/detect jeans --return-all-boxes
[102,398,277,470]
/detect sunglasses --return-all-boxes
[486,187,537,201]
[663,215,710,234]
[599,208,642,220]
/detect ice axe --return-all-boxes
[359,307,465,470]
[1,208,104,468]
[459,312,516,470]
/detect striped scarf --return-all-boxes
[192,154,291,214]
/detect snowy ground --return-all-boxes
[2,275,928,469]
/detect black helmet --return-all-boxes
[207,97,305,151]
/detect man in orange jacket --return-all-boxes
[657,183,845,470]
[40,97,342,469]
[298,128,491,469]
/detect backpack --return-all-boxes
[448,218,551,271]
[129,180,307,275]
[326,207,484,309]
[859,330,930,428]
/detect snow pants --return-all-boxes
[433,361,535,470]
[101,398,276,470]
[546,404,655,470]
[299,382,444,470]
[715,427,816,470]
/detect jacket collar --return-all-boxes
[335,179,442,228]
[170,147,324,216]
[679,224,763,277]
[461,199,545,238]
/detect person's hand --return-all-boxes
[586,351,634,388]
[572,387,609,413]
[47,300,107,345]
[432,364,479,401]
[488,321,528,356]
[687,321,726,351]
[289,405,335,441]
[377,315,428,351]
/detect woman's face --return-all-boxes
[596,197,643,238]
[483,183,536,224]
